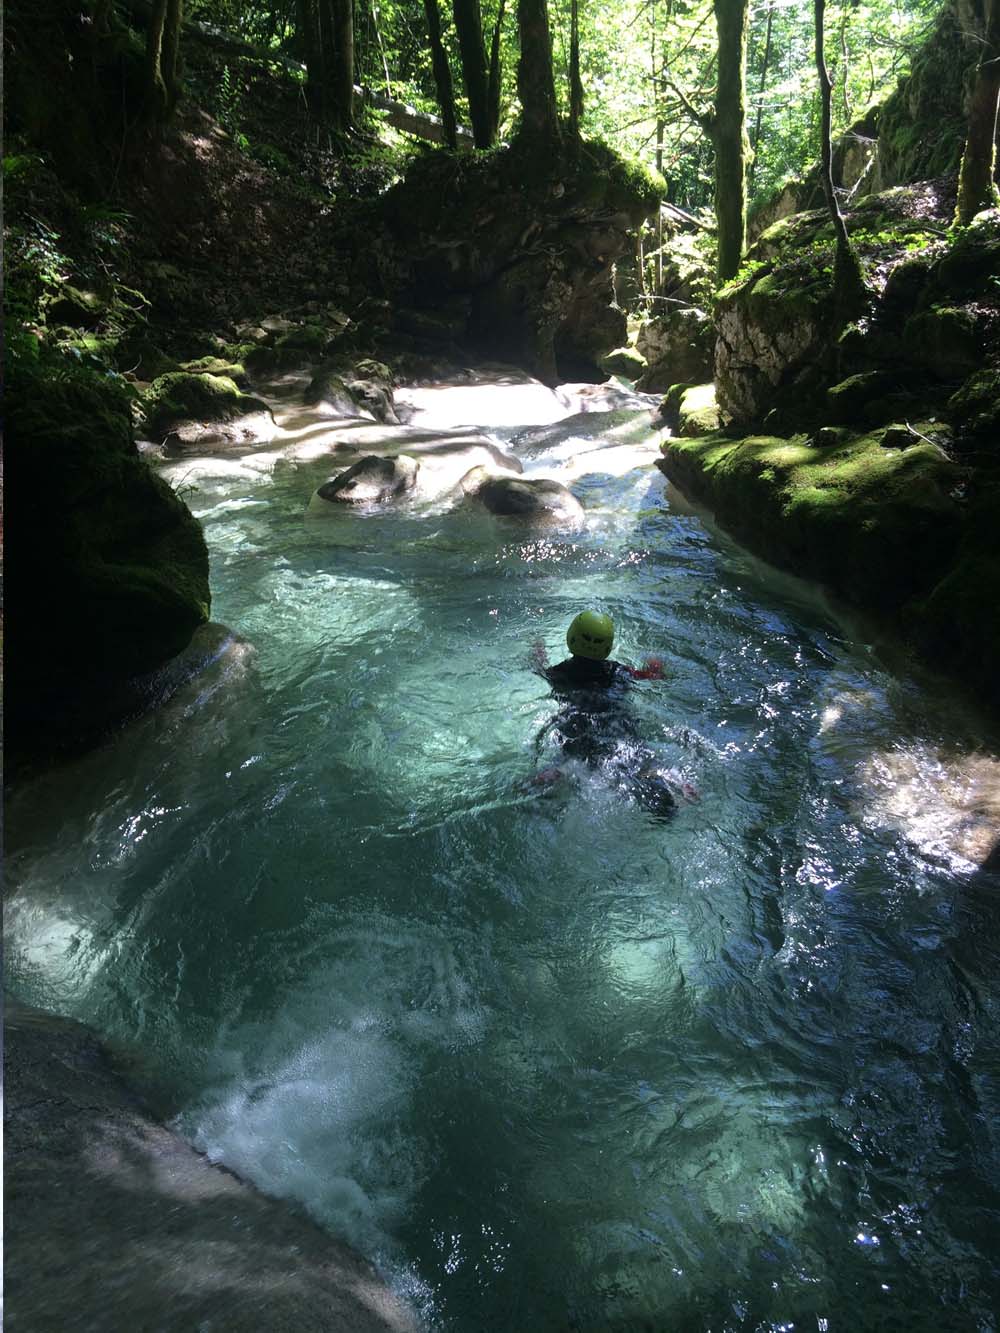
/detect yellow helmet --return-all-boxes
[567,610,614,660]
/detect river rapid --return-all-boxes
[7,367,1000,1331]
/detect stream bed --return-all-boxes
[7,368,1000,1330]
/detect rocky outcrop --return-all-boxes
[6,357,211,774]
[749,0,991,241]
[4,1001,418,1333]
[635,307,714,392]
[365,133,663,384]
[714,180,994,430]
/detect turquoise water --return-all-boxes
[7,383,1000,1330]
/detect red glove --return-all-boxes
[630,657,664,681]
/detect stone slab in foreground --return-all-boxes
[4,1001,419,1333]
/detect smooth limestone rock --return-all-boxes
[4,1002,418,1333]
[555,380,652,414]
[308,454,420,509]
[469,474,585,526]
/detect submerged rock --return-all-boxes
[4,1002,418,1333]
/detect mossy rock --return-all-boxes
[600,346,647,378]
[659,428,963,613]
[5,357,210,770]
[902,305,982,379]
[908,487,1000,713]
[274,323,333,355]
[826,372,892,424]
[178,355,248,383]
[678,383,722,437]
[948,369,1000,436]
[141,372,271,440]
[46,284,106,329]
[115,335,179,381]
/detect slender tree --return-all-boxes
[424,0,459,148]
[815,0,867,320]
[145,0,169,116]
[487,0,507,142]
[296,0,325,119]
[145,0,184,120]
[517,0,560,141]
[161,0,184,114]
[713,0,750,282]
[668,0,748,281]
[330,0,355,130]
[955,0,1000,224]
[569,0,584,135]
[454,0,493,146]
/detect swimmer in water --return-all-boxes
[529,610,697,814]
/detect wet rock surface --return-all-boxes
[471,475,586,525]
[4,1002,419,1333]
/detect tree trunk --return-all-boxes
[517,0,560,142]
[296,0,325,118]
[145,0,169,118]
[317,0,337,124]
[487,0,507,142]
[569,0,583,135]
[815,0,867,320]
[955,0,1000,224]
[371,0,393,97]
[161,0,184,113]
[713,0,749,281]
[424,0,459,148]
[652,4,664,289]
[454,0,492,146]
[331,0,355,129]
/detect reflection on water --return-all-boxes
[6,371,1000,1330]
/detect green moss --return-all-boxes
[660,427,962,613]
[178,355,247,380]
[901,305,981,379]
[274,323,330,354]
[141,371,269,437]
[601,346,646,377]
[826,372,892,424]
[678,382,723,437]
[948,369,1000,435]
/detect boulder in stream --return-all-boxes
[468,474,585,526]
[3,1001,418,1333]
[308,453,420,509]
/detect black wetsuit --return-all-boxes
[538,655,675,816]
[542,656,637,763]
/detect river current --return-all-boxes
[7,369,1000,1330]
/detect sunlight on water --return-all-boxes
[6,371,1000,1330]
